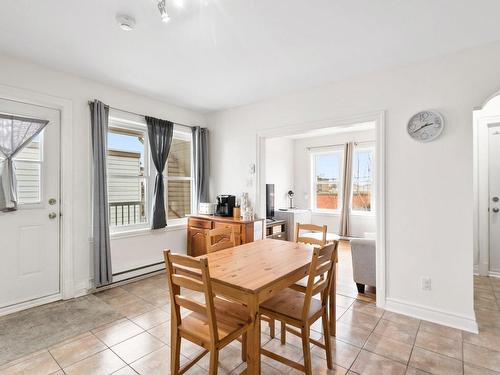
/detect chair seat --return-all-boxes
[180,297,252,343]
[261,288,324,322]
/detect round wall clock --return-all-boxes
[407,111,445,142]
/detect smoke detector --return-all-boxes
[116,14,136,31]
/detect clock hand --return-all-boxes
[412,122,434,134]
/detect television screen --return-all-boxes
[266,184,275,219]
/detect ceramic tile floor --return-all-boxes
[1,260,500,374]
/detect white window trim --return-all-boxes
[310,146,344,214]
[350,143,376,216]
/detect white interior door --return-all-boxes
[0,98,61,311]
[489,124,500,275]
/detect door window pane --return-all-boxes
[352,149,373,212]
[314,153,342,210]
[13,134,42,205]
[167,180,191,220]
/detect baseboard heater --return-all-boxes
[111,261,166,284]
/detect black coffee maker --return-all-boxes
[215,195,236,217]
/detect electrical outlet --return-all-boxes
[421,277,432,291]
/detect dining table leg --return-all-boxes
[246,294,261,374]
[329,262,337,336]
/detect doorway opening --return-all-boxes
[473,93,500,312]
[256,111,386,307]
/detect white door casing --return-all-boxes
[0,98,61,309]
[488,123,500,274]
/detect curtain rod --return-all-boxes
[88,101,194,129]
[306,140,374,150]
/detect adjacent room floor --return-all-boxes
[1,242,499,374]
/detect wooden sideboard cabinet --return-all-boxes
[187,215,264,257]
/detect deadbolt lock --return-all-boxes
[493,197,499,203]
[49,198,57,205]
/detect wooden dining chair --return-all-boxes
[205,226,236,253]
[291,223,329,300]
[164,250,252,375]
[295,223,328,247]
[259,242,338,374]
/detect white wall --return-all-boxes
[207,41,500,330]
[265,137,294,209]
[0,54,204,294]
[293,129,376,237]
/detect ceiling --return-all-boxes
[1,1,500,112]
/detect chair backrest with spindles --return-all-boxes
[301,241,338,321]
[205,226,236,253]
[295,223,327,247]
[164,250,219,342]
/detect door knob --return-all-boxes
[493,208,500,213]
[48,212,57,219]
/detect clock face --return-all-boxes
[407,111,444,142]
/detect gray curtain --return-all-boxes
[0,115,49,211]
[192,126,209,211]
[339,142,354,237]
[145,116,173,229]
[90,100,112,287]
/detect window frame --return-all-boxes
[165,128,194,225]
[107,117,150,234]
[107,113,195,235]
[310,146,345,214]
[350,143,376,216]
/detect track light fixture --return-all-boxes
[157,0,170,23]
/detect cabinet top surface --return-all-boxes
[188,214,263,224]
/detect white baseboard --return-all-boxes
[385,297,478,333]
[0,293,62,317]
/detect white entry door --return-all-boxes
[0,98,61,312]
[489,124,500,274]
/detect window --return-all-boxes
[311,151,343,211]
[166,133,193,221]
[106,114,194,232]
[107,126,148,229]
[351,146,374,213]
[13,133,43,205]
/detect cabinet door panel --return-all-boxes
[188,227,207,256]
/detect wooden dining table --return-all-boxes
[177,238,337,375]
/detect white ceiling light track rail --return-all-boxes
[157,0,171,23]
